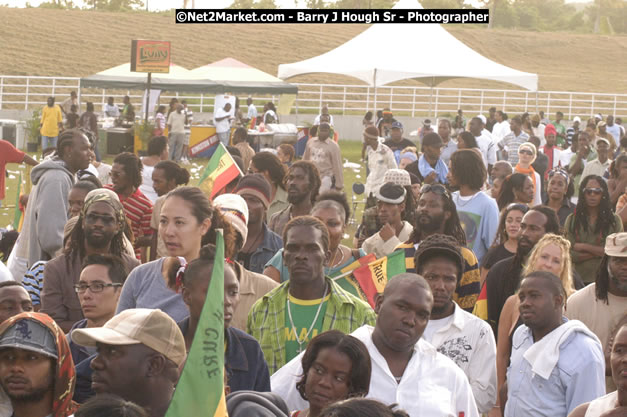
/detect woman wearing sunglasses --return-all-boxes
[514,142,542,206]
[544,168,575,226]
[564,175,623,284]
[480,203,528,283]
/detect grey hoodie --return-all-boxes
[23,158,74,266]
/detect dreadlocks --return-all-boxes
[571,175,616,236]
[64,214,126,265]
[595,255,612,304]
[409,191,467,246]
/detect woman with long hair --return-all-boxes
[543,167,575,226]
[116,186,236,322]
[456,131,479,150]
[565,175,623,284]
[513,142,541,206]
[291,330,371,417]
[480,203,528,282]
[496,173,534,210]
[495,234,577,410]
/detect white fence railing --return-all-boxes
[1,75,626,119]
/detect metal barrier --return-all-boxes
[1,75,626,119]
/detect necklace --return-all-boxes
[329,246,345,269]
[287,282,328,354]
[454,191,480,208]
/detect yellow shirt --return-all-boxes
[40,105,62,137]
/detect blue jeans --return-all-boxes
[41,135,58,150]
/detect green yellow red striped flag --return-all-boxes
[164,230,228,417]
[472,282,488,321]
[198,143,242,198]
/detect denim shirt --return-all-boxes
[243,223,283,275]
[178,318,271,393]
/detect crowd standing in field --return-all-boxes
[0,94,626,417]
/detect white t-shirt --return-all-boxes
[139,162,157,204]
[422,314,455,342]
[214,108,231,133]
[0,261,13,282]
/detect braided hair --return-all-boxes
[409,190,467,246]
[571,175,616,237]
[65,213,127,266]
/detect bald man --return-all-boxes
[272,273,480,416]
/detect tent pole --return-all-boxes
[145,72,152,123]
[373,68,377,114]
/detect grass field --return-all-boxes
[0,140,367,243]
[0,7,626,93]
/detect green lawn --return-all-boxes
[1,140,367,243]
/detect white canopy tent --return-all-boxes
[278,0,538,95]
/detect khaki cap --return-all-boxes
[72,308,186,367]
[605,233,627,257]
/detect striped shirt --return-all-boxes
[22,261,47,305]
[395,241,481,314]
[105,185,153,258]
[499,130,529,165]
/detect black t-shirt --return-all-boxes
[485,256,521,338]
[384,137,415,153]
[482,243,515,271]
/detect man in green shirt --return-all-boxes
[247,215,376,373]
[553,111,567,148]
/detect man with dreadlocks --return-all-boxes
[484,205,561,337]
[566,232,627,392]
[395,183,481,313]
[564,175,623,284]
[41,189,139,333]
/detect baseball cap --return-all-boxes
[605,233,627,257]
[595,113,603,120]
[573,116,581,123]
[214,193,249,243]
[391,121,403,130]
[0,318,58,359]
[72,308,186,367]
[423,119,432,127]
[476,115,486,124]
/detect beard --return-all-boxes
[287,190,309,205]
[85,229,114,248]
[417,212,446,234]
[1,370,54,404]
[517,237,535,257]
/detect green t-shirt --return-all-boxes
[553,121,567,147]
[284,293,329,362]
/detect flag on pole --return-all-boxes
[198,143,242,199]
[333,250,406,308]
[165,230,228,417]
[472,282,488,321]
[12,172,22,231]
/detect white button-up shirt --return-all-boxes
[271,325,479,417]
[423,303,497,413]
[365,143,398,196]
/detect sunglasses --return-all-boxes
[420,184,450,197]
[584,187,603,195]
[519,149,534,156]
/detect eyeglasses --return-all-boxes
[584,187,603,195]
[74,282,122,293]
[420,184,450,198]
[506,203,529,213]
[519,149,534,156]
[85,213,116,226]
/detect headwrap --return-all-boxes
[81,188,126,228]
[399,152,418,163]
[0,312,78,417]
[375,182,406,204]
[544,123,557,138]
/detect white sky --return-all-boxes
[1,0,590,11]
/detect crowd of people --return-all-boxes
[0,100,626,417]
